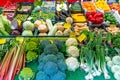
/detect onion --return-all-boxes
[38,24,48,33]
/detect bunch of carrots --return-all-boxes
[0,39,26,80]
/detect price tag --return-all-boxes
[0,38,7,44]
[70,32,76,38]
[77,33,87,42]
[16,37,24,44]
[64,23,71,29]
[38,0,41,2]
[17,19,21,26]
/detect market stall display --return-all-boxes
[0,0,120,80]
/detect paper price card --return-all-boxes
[64,23,71,29]
[77,33,87,42]
[0,38,7,44]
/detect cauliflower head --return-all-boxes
[65,57,79,71]
[67,46,79,57]
[65,38,78,47]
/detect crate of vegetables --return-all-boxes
[14,13,29,22]
[69,1,83,13]
[17,2,33,14]
[104,12,119,25]
[109,3,120,11]
[85,12,104,27]
[95,1,110,12]
[55,1,71,22]
[39,1,55,22]
[81,1,96,12]
[2,2,18,20]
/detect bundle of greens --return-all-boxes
[79,31,110,80]
[0,38,26,80]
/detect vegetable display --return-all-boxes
[1,0,120,80]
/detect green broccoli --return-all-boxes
[19,68,33,80]
[41,40,51,49]
[44,44,58,55]
[26,51,38,61]
[53,40,64,50]
[25,41,37,51]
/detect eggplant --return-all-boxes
[59,13,67,19]
[61,10,69,17]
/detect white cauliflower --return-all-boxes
[114,72,120,80]
[112,56,120,65]
[67,46,79,57]
[65,57,79,71]
[107,61,114,68]
[65,38,78,47]
[111,65,120,73]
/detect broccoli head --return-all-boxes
[51,71,66,80]
[38,53,46,63]
[57,60,67,72]
[25,41,37,51]
[41,40,51,49]
[20,68,33,79]
[36,71,50,80]
[56,52,65,60]
[44,44,58,55]
[26,51,38,61]
[38,62,45,71]
[42,54,58,63]
[43,61,58,76]
[53,40,64,50]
